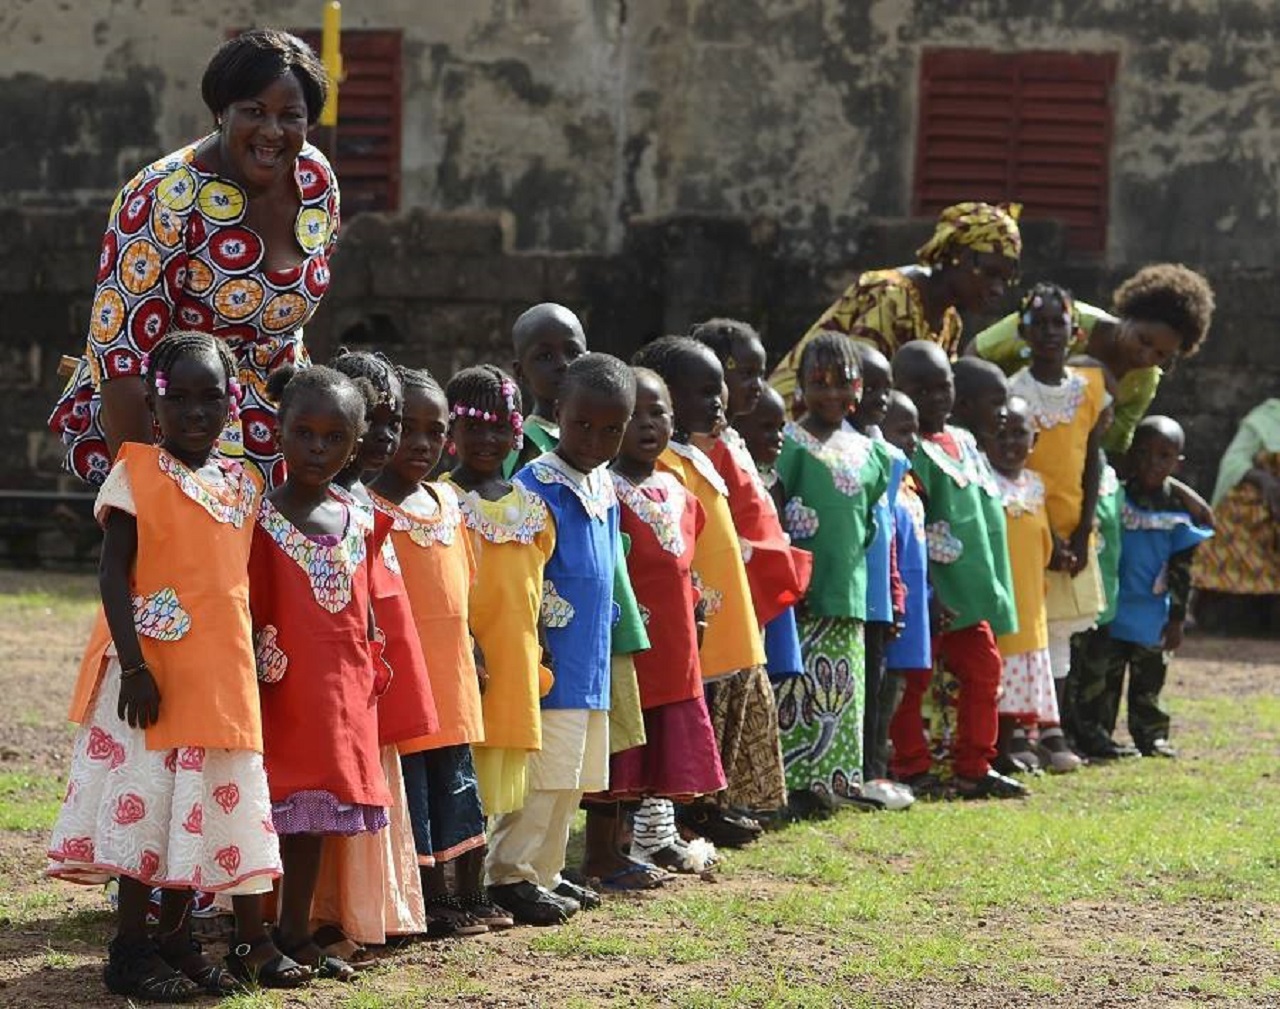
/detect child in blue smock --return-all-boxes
[485,354,636,926]
[1103,417,1212,759]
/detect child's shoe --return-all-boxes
[861,779,915,811]
[1036,729,1082,774]
[1141,738,1178,759]
[487,881,573,926]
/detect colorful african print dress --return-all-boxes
[49,139,340,489]
[775,423,890,799]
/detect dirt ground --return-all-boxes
[0,571,1276,1008]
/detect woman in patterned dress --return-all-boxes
[49,29,339,490]
[770,202,1022,406]
[1192,399,1280,633]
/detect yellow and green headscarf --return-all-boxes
[916,201,1022,267]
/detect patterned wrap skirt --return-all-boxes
[775,616,866,799]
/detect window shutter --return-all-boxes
[914,49,1117,253]
[295,29,403,215]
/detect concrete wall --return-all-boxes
[5,0,1280,264]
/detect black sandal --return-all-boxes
[954,770,1030,801]
[273,929,357,982]
[104,936,200,1003]
[224,935,312,989]
[159,934,241,995]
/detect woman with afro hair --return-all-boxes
[970,263,1216,457]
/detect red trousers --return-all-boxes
[888,621,1001,781]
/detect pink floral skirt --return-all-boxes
[594,695,726,802]
[46,659,281,894]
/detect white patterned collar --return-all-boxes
[529,451,615,522]
[667,439,729,496]
[994,468,1046,516]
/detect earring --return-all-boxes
[447,442,457,456]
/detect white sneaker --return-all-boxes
[862,779,915,811]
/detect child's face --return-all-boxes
[150,350,230,466]
[668,352,725,436]
[356,393,403,474]
[1020,297,1073,368]
[390,385,447,484]
[450,407,516,477]
[853,353,892,428]
[277,389,361,491]
[619,374,673,467]
[985,405,1034,477]
[1132,432,1184,492]
[801,356,861,428]
[555,386,633,473]
[723,337,767,419]
[954,385,1008,444]
[514,325,587,407]
[734,390,786,467]
[880,400,920,458]
[895,360,954,435]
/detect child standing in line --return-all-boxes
[311,351,433,957]
[880,391,931,799]
[1072,431,1141,759]
[586,369,726,877]
[1102,417,1213,758]
[503,302,589,475]
[689,320,811,821]
[985,398,1081,774]
[249,365,391,981]
[848,345,914,810]
[505,306,653,846]
[444,366,555,824]
[487,354,636,924]
[367,370,503,937]
[634,337,770,848]
[774,333,891,815]
[734,386,805,685]
[1007,285,1109,736]
[48,332,297,1000]
[890,341,1026,800]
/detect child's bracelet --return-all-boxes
[119,661,149,680]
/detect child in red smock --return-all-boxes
[250,365,392,981]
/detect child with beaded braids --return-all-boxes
[249,363,390,982]
[49,331,299,1001]
[443,365,556,827]
[774,333,891,817]
[309,350,437,956]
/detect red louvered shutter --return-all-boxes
[914,49,1117,253]
[293,29,403,215]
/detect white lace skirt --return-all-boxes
[46,658,281,895]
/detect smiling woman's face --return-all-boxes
[219,72,308,192]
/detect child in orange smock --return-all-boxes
[48,332,295,1000]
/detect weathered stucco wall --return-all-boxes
[4,0,1280,264]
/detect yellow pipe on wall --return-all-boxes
[319,1,342,127]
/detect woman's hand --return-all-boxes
[1245,469,1280,519]
[99,376,155,457]
[117,665,161,729]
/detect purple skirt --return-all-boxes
[600,695,726,801]
[271,790,388,836]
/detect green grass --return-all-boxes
[0,771,64,831]
[0,653,1276,1006]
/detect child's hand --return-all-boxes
[117,664,161,730]
[1066,526,1091,577]
[1161,619,1185,652]
[1049,536,1076,572]
[929,595,957,635]
[370,630,394,697]
[473,642,489,695]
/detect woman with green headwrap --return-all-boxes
[770,202,1022,405]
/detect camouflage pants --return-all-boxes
[1074,626,1171,753]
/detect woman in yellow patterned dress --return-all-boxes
[770,202,1022,406]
